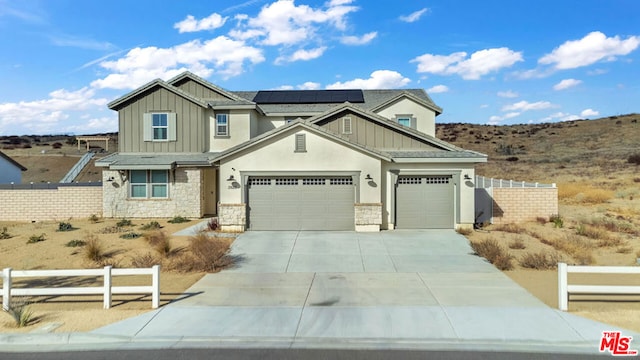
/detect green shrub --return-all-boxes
[26,233,46,244]
[0,227,12,239]
[57,221,74,232]
[140,221,162,230]
[168,216,190,224]
[6,300,34,328]
[65,239,86,247]
[470,239,514,270]
[550,214,564,228]
[116,219,133,227]
[119,232,142,239]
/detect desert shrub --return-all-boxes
[456,227,473,236]
[6,300,34,328]
[57,221,74,232]
[65,239,86,247]
[551,235,595,265]
[26,233,46,244]
[142,231,173,257]
[509,237,526,250]
[575,224,608,240]
[119,232,141,239]
[590,218,635,234]
[84,235,105,262]
[143,230,168,246]
[627,153,640,165]
[535,217,548,225]
[558,184,613,204]
[0,227,12,239]
[550,214,563,228]
[176,233,233,272]
[116,218,133,227]
[140,221,162,230]
[616,246,633,254]
[597,237,626,248]
[505,156,519,162]
[494,223,526,234]
[88,214,100,223]
[168,216,190,224]
[131,253,159,268]
[470,239,513,270]
[98,225,126,234]
[633,178,640,183]
[51,142,63,149]
[519,251,562,270]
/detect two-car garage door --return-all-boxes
[247,176,355,230]
[395,175,454,229]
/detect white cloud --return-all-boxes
[532,112,579,123]
[580,108,599,117]
[497,90,518,98]
[488,112,520,125]
[174,13,228,33]
[275,46,327,64]
[553,78,582,91]
[231,0,359,46]
[0,87,109,134]
[480,104,489,108]
[587,68,608,75]
[427,84,449,93]
[539,31,640,69]
[91,37,265,89]
[272,85,295,90]
[399,8,429,23]
[297,81,321,90]
[412,48,523,80]
[502,100,557,112]
[340,31,377,45]
[326,70,410,89]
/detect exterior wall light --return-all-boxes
[365,174,373,180]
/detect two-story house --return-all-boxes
[97,71,486,231]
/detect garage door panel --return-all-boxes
[396,176,454,229]
[248,176,355,231]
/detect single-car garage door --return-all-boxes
[395,175,454,229]
[247,176,355,230]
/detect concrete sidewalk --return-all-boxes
[1,230,636,354]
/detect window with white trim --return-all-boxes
[342,117,352,134]
[216,113,228,136]
[143,113,176,142]
[152,113,168,140]
[130,170,168,199]
[397,117,411,127]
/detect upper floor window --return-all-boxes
[397,117,411,127]
[143,113,176,142]
[130,170,168,199]
[152,114,168,140]
[216,113,228,136]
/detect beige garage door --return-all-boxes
[247,176,355,230]
[395,175,454,229]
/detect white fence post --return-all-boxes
[558,262,568,311]
[2,268,11,311]
[152,265,160,309]
[103,266,112,310]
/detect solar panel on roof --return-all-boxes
[253,90,364,104]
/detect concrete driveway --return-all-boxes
[85,230,636,354]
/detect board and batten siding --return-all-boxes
[172,79,232,101]
[318,112,440,150]
[118,87,206,153]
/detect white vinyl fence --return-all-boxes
[558,263,640,311]
[1,265,160,310]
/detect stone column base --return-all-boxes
[355,203,382,232]
[218,203,246,232]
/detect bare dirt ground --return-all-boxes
[0,218,214,333]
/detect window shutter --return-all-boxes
[143,113,152,141]
[167,113,177,141]
[295,133,306,152]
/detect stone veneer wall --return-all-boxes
[218,203,246,231]
[492,188,558,224]
[0,185,102,221]
[355,203,382,227]
[102,168,202,218]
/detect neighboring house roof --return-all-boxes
[0,150,27,171]
[308,103,484,159]
[107,79,209,110]
[212,120,392,163]
[96,153,218,169]
[231,89,442,116]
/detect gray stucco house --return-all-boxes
[0,150,27,184]
[97,71,486,231]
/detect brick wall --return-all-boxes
[492,187,558,224]
[0,185,103,222]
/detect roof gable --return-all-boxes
[167,72,251,103]
[0,151,27,171]
[107,79,208,110]
[370,90,443,115]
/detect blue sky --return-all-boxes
[0,0,638,135]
